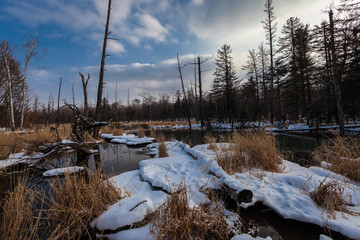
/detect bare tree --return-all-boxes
[20,35,38,129]
[79,72,90,116]
[94,0,112,137]
[56,77,62,126]
[0,40,15,130]
[177,52,192,129]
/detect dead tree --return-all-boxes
[20,35,38,129]
[0,40,15,131]
[79,72,90,116]
[56,77,62,126]
[64,102,109,143]
[94,0,112,137]
[177,52,192,130]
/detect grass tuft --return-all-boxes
[138,127,145,138]
[312,136,360,183]
[215,132,282,174]
[48,168,129,239]
[309,178,354,219]
[204,133,218,151]
[150,182,230,240]
[156,132,168,158]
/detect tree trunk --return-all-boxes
[3,50,15,131]
[177,52,192,130]
[94,0,112,137]
[79,72,90,116]
[56,77,62,126]
[198,56,204,128]
[20,68,27,129]
[329,10,345,136]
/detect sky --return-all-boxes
[0,0,339,106]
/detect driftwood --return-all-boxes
[223,183,253,204]
[64,102,109,143]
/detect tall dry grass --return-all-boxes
[0,180,42,240]
[101,125,125,135]
[150,182,230,240]
[138,127,145,138]
[48,168,129,239]
[150,128,157,139]
[215,132,282,174]
[312,136,360,183]
[156,132,168,158]
[204,133,217,151]
[310,178,354,219]
[0,125,70,160]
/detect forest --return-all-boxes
[0,0,359,132]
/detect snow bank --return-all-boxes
[42,166,84,177]
[100,133,155,146]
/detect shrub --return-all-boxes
[138,127,145,138]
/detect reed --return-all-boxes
[310,178,353,219]
[312,136,360,183]
[156,132,168,158]
[48,168,128,239]
[150,182,230,240]
[204,133,217,151]
[138,127,145,138]
[215,132,282,174]
[0,180,42,240]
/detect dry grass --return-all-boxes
[0,125,74,160]
[48,168,129,239]
[150,128,157,139]
[312,136,360,183]
[150,182,230,240]
[138,127,145,138]
[215,132,282,174]
[156,132,168,158]
[310,178,354,219]
[0,180,42,240]
[101,125,125,136]
[204,133,217,151]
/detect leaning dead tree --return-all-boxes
[64,102,109,144]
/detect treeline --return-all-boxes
[1,0,359,131]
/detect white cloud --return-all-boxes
[133,13,169,42]
[107,41,126,54]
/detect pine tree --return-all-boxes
[212,44,239,122]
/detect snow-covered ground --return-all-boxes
[92,141,360,239]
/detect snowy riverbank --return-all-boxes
[92,141,360,240]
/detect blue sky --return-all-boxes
[0,0,338,105]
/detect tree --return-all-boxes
[211,44,239,122]
[79,72,90,116]
[0,40,16,130]
[20,35,38,129]
[262,0,277,123]
[94,0,112,137]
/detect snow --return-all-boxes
[231,234,272,240]
[100,133,155,146]
[92,140,360,239]
[0,152,28,169]
[42,166,84,177]
[91,170,167,232]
